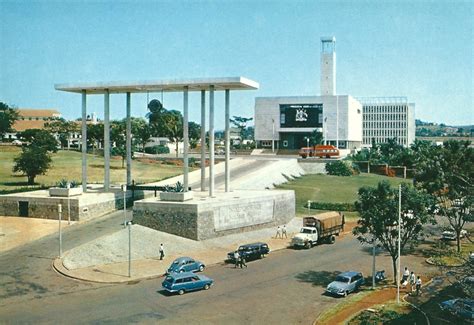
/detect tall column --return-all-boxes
[126,92,132,185]
[224,89,230,192]
[209,85,215,197]
[104,90,110,191]
[183,86,189,192]
[200,90,206,191]
[81,90,87,193]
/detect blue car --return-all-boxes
[162,272,213,295]
[166,256,205,274]
[439,298,474,320]
[326,271,365,297]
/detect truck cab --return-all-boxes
[291,227,319,248]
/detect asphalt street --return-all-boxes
[0,208,427,324]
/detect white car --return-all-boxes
[441,229,468,241]
[12,140,22,146]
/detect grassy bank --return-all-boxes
[276,173,410,215]
[0,147,186,192]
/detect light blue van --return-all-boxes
[162,272,213,295]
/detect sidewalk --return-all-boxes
[53,218,306,283]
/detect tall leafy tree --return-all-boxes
[353,181,433,283]
[44,118,79,148]
[309,130,323,146]
[0,102,19,139]
[13,146,52,185]
[415,140,473,252]
[18,129,58,153]
[230,116,253,146]
[87,124,104,151]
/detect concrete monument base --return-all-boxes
[132,189,295,240]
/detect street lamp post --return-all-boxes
[122,184,127,227]
[67,183,71,225]
[372,236,376,289]
[307,200,311,216]
[127,221,132,277]
[58,204,62,258]
[397,184,401,304]
[272,118,275,153]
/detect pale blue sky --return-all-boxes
[1,0,472,128]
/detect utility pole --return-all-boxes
[122,184,127,227]
[397,184,401,304]
[58,204,63,258]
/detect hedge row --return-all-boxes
[307,201,356,212]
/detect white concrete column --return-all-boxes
[81,90,87,193]
[209,85,215,197]
[126,92,132,185]
[183,86,189,192]
[104,90,110,191]
[200,90,206,191]
[224,89,230,192]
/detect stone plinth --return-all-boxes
[132,189,295,240]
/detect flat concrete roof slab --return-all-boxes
[55,77,259,94]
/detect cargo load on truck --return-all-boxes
[291,211,345,248]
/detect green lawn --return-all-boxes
[0,146,186,192]
[276,173,410,215]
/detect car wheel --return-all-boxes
[344,291,348,297]
[328,235,336,244]
[204,284,210,290]
[178,289,185,295]
[199,265,204,272]
[305,242,311,249]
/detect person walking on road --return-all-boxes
[409,271,416,293]
[282,225,288,238]
[401,267,410,287]
[239,255,247,268]
[275,226,282,239]
[159,243,165,260]
[233,251,240,268]
[415,276,422,296]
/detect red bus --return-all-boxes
[299,145,339,159]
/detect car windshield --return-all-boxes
[164,276,174,282]
[300,228,313,234]
[335,276,350,283]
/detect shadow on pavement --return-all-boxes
[295,270,340,288]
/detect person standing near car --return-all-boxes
[159,243,165,260]
[239,255,247,268]
[282,225,288,238]
[233,251,240,268]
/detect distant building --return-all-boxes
[254,37,415,150]
[358,97,416,147]
[4,109,61,140]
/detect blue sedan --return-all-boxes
[162,272,213,295]
[166,257,205,274]
[326,271,365,297]
[439,298,474,320]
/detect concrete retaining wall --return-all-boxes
[133,190,295,240]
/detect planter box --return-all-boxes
[159,191,194,202]
[49,187,83,197]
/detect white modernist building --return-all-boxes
[254,37,415,150]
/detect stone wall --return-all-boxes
[133,190,295,240]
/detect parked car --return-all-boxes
[166,257,205,274]
[11,140,22,146]
[441,229,468,241]
[439,298,474,320]
[326,271,365,297]
[227,242,270,263]
[162,272,213,295]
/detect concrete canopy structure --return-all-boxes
[55,77,259,195]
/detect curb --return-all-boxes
[401,278,433,325]
[51,243,293,284]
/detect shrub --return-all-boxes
[144,145,170,154]
[307,201,356,212]
[325,161,353,176]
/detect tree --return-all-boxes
[17,129,58,153]
[44,118,79,148]
[230,116,253,146]
[13,146,52,184]
[0,102,19,139]
[87,124,104,151]
[129,117,151,152]
[162,110,183,157]
[415,140,473,252]
[353,181,433,283]
[309,130,323,146]
[188,121,201,149]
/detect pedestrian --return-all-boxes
[282,225,287,238]
[233,250,240,268]
[275,226,282,239]
[401,267,410,287]
[409,271,416,293]
[239,255,247,268]
[159,243,165,260]
[415,276,422,296]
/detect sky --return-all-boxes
[1,0,472,129]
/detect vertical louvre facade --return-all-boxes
[360,97,415,147]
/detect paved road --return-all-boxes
[0,209,425,324]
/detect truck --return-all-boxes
[299,145,339,159]
[291,211,345,249]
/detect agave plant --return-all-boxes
[163,181,185,192]
[55,179,79,188]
